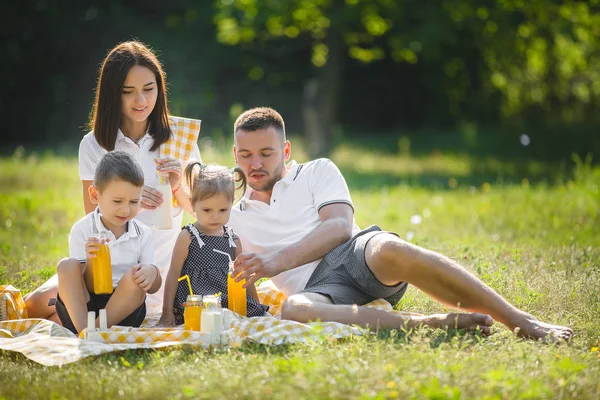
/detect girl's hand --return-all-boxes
[85,236,109,260]
[157,312,175,327]
[140,185,163,210]
[132,264,158,292]
[155,157,182,191]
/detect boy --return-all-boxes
[55,151,161,334]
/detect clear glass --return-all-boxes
[91,232,113,294]
[184,295,203,331]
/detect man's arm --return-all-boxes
[232,202,354,288]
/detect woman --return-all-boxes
[25,41,201,321]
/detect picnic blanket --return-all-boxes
[0,281,400,367]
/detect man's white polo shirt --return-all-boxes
[229,158,361,296]
[69,208,155,287]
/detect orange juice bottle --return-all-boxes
[183,295,203,331]
[91,233,113,294]
[227,261,247,317]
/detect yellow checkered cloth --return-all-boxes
[159,116,202,207]
[1,285,28,321]
[0,282,397,366]
[159,116,201,162]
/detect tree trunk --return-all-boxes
[303,26,343,159]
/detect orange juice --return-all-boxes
[92,243,113,294]
[227,272,247,317]
[183,295,203,331]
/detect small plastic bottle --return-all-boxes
[155,172,172,230]
[183,295,203,331]
[91,232,113,294]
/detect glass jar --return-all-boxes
[183,295,203,331]
[201,294,223,335]
[91,232,113,294]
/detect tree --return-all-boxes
[214,0,600,158]
[214,0,406,157]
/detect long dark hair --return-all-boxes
[89,41,171,151]
[184,162,247,204]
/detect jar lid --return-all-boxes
[186,295,203,307]
[203,294,221,309]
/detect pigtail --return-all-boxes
[232,166,247,202]
[184,161,204,200]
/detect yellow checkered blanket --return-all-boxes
[0,282,399,366]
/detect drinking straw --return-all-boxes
[178,275,193,295]
[213,249,232,263]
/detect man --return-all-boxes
[229,107,572,341]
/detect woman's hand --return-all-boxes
[155,157,182,191]
[140,185,163,210]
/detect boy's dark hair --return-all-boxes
[184,161,246,204]
[234,107,286,142]
[94,151,145,192]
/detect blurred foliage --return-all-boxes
[214,0,600,123]
[1,0,599,159]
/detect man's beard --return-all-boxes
[248,163,285,192]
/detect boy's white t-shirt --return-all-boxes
[69,208,155,287]
[228,158,361,296]
[78,130,201,310]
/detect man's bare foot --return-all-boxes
[512,313,573,343]
[426,312,494,335]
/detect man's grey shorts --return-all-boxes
[301,225,408,307]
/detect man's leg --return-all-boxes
[24,274,62,324]
[282,292,493,335]
[364,234,573,341]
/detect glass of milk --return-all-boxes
[201,294,223,344]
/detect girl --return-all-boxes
[25,41,201,321]
[159,162,268,326]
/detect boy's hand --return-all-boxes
[132,264,158,292]
[85,236,109,260]
[157,311,175,327]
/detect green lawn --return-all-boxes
[1,143,599,399]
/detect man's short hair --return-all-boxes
[94,150,145,192]
[234,107,286,142]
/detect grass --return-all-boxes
[1,142,599,399]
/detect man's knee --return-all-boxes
[281,296,307,322]
[365,234,423,268]
[281,293,331,322]
[366,234,424,280]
